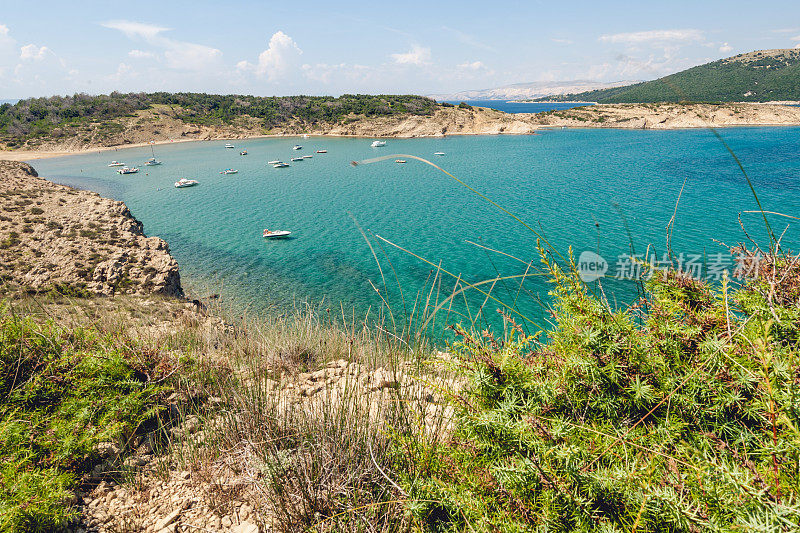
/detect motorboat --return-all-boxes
[302,155,313,159]
[371,140,386,147]
[273,162,290,168]
[108,160,125,167]
[225,143,235,149]
[434,152,445,156]
[175,178,198,188]
[175,178,199,188]
[144,157,162,166]
[220,168,239,174]
[240,150,248,155]
[290,157,304,162]
[268,160,282,165]
[316,149,327,153]
[263,229,292,239]
[117,166,139,174]
[395,159,406,164]
[292,145,302,150]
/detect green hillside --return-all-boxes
[541,49,800,103]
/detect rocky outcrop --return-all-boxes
[530,102,800,129]
[0,161,182,297]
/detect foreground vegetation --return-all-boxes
[0,92,438,146]
[2,240,798,531]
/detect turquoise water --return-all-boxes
[30,128,800,335]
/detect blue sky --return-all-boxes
[1,0,799,98]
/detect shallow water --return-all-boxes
[30,127,800,336]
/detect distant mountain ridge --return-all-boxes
[428,80,638,102]
[538,49,800,103]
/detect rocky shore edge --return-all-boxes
[0,160,182,298]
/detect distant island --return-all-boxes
[534,48,800,103]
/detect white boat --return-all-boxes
[145,157,162,166]
[108,161,125,167]
[302,134,309,139]
[434,152,445,156]
[292,145,302,150]
[290,157,304,162]
[316,149,327,153]
[117,166,139,174]
[302,155,313,159]
[268,160,282,165]
[220,168,239,175]
[225,143,235,149]
[371,140,386,147]
[240,150,248,156]
[175,178,199,188]
[395,159,406,164]
[273,162,290,168]
[263,229,292,239]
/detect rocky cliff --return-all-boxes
[0,161,182,297]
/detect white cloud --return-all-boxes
[551,38,573,45]
[101,20,169,41]
[599,29,704,44]
[391,45,431,65]
[238,31,302,81]
[129,49,155,59]
[719,43,733,53]
[792,34,800,41]
[20,44,50,61]
[457,60,487,71]
[102,19,222,71]
[302,62,372,84]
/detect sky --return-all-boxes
[1,0,800,99]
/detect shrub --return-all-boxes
[393,248,800,532]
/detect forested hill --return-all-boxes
[0,92,438,146]
[539,49,800,103]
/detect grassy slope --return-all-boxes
[540,49,800,103]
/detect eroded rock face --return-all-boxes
[0,161,183,297]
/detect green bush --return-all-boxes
[393,248,800,532]
[0,308,168,532]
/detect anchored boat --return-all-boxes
[117,166,139,174]
[174,178,199,188]
[263,229,292,239]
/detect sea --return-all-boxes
[30,127,800,339]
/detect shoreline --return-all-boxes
[4,101,800,162]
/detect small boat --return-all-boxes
[434,152,445,156]
[395,159,406,164]
[290,157,304,162]
[273,162,290,168]
[302,134,309,139]
[175,178,199,188]
[268,160,282,165]
[292,145,302,150]
[316,149,327,153]
[371,140,386,147]
[240,150,248,156]
[117,166,139,174]
[263,229,292,239]
[145,157,162,166]
[302,155,313,159]
[225,143,235,149]
[108,161,125,167]
[220,168,239,175]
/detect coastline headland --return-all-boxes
[4,102,800,161]
[0,160,182,297]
